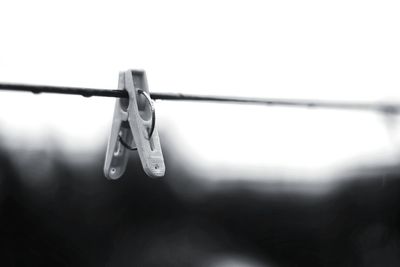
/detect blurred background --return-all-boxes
[1,1,400,266]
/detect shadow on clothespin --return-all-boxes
[104,70,165,179]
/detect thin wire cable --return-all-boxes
[0,82,399,113]
[0,82,127,98]
[118,135,137,151]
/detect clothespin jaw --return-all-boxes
[104,70,165,179]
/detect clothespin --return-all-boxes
[104,70,165,179]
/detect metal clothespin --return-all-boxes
[104,70,165,179]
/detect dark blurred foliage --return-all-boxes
[1,140,400,267]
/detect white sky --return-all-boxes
[0,0,399,182]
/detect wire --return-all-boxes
[0,82,399,114]
[0,82,127,98]
[151,92,400,114]
[118,135,137,151]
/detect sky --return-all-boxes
[0,0,399,182]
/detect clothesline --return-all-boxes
[0,82,399,114]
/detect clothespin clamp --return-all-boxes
[104,70,165,179]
